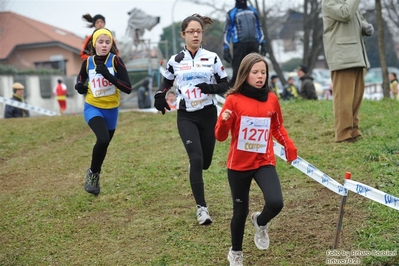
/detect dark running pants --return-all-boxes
[228,165,284,251]
[88,116,115,174]
[177,105,217,207]
[230,41,260,86]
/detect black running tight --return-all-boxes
[177,105,217,207]
[228,165,284,251]
[88,116,115,174]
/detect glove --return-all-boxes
[96,64,112,78]
[223,48,232,64]
[363,23,374,36]
[260,43,267,56]
[154,91,170,115]
[196,83,213,94]
[75,82,88,95]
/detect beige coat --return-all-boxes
[322,0,371,71]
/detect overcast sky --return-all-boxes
[6,0,226,44]
[5,0,299,45]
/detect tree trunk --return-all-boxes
[376,0,390,97]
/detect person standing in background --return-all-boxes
[281,77,299,101]
[296,65,318,100]
[137,79,152,109]
[154,14,229,225]
[389,72,398,100]
[166,90,177,111]
[322,0,373,143]
[223,0,267,87]
[4,82,30,118]
[53,79,68,114]
[270,75,281,99]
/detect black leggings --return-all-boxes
[228,165,284,251]
[230,41,260,86]
[88,116,115,174]
[177,106,217,207]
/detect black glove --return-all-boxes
[96,64,112,78]
[154,91,170,115]
[75,82,88,95]
[223,48,232,64]
[196,83,214,94]
[260,43,267,56]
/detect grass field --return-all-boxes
[0,99,398,266]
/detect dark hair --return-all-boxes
[225,53,269,97]
[180,14,213,33]
[391,72,397,79]
[88,28,118,55]
[82,13,105,28]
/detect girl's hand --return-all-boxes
[222,109,232,121]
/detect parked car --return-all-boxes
[364,67,399,100]
[312,68,332,99]
[364,67,399,84]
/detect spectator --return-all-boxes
[4,82,30,118]
[166,91,177,111]
[137,79,152,109]
[322,0,373,143]
[270,75,281,99]
[297,65,318,100]
[53,79,68,114]
[281,77,299,101]
[223,0,266,87]
[389,72,398,100]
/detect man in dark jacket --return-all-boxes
[223,0,266,87]
[297,65,318,100]
[137,79,152,109]
[4,82,30,118]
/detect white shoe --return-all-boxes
[196,205,212,225]
[251,212,270,250]
[227,247,243,266]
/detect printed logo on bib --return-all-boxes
[237,116,270,153]
[88,67,116,98]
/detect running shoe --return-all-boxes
[251,211,269,250]
[84,168,100,195]
[227,247,243,266]
[196,205,212,225]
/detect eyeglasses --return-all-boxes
[184,30,204,35]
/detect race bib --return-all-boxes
[88,67,116,98]
[179,83,213,110]
[237,116,270,154]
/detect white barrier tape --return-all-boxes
[273,142,348,196]
[0,96,60,116]
[344,179,399,211]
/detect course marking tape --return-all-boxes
[273,142,348,196]
[344,179,399,211]
[0,96,60,116]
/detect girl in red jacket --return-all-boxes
[215,53,297,266]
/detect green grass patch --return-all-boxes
[0,99,398,265]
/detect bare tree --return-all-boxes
[301,0,324,73]
[376,0,390,97]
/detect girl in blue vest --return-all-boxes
[75,28,132,195]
